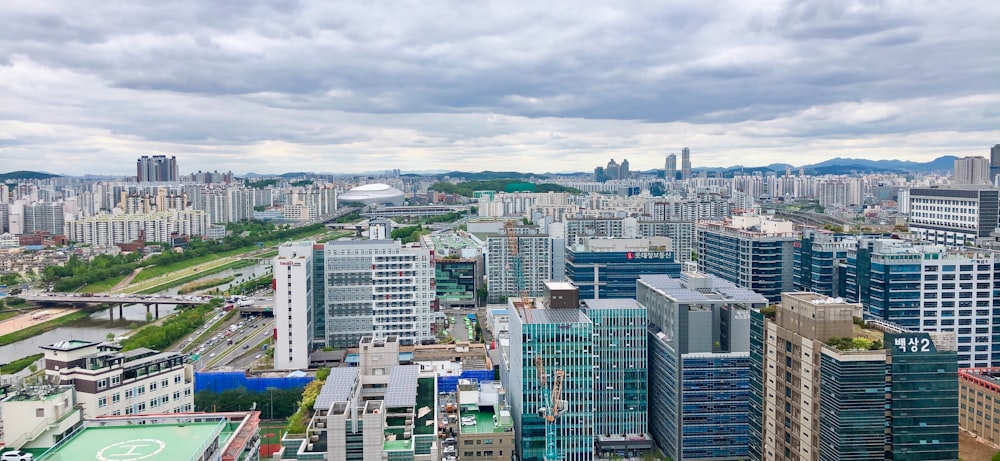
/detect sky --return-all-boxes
[1,0,999,176]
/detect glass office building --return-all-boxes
[565,237,680,300]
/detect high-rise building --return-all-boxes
[908,185,1000,246]
[41,339,194,418]
[136,155,179,182]
[503,282,655,460]
[953,156,991,185]
[991,144,1000,182]
[681,147,691,181]
[697,215,796,302]
[640,271,767,461]
[274,241,315,370]
[505,284,595,461]
[486,225,551,303]
[274,239,436,368]
[580,298,653,457]
[323,240,435,348]
[665,154,677,181]
[792,229,858,297]
[565,237,680,300]
[22,201,64,235]
[845,238,1000,368]
[748,293,959,461]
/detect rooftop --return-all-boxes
[385,365,420,408]
[459,406,513,435]
[40,340,98,352]
[39,421,223,461]
[313,367,360,410]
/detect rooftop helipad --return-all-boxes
[39,421,222,461]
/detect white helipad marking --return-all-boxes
[96,438,167,461]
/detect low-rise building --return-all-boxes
[455,380,515,461]
[282,335,440,461]
[41,340,194,418]
[959,368,1000,449]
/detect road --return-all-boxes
[181,312,273,371]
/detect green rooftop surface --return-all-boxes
[460,407,509,434]
[39,421,222,461]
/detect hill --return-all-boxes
[0,170,60,181]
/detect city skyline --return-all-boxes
[1,1,998,175]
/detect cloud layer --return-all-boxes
[1,0,998,175]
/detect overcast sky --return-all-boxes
[1,1,998,176]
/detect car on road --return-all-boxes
[1,450,34,460]
[209,353,216,358]
[243,344,250,349]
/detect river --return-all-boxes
[0,262,274,363]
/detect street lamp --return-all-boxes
[267,386,278,421]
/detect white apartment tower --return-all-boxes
[954,156,991,185]
[324,240,436,348]
[274,241,316,370]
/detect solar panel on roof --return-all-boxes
[314,368,360,410]
[385,365,420,407]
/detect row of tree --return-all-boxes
[119,298,223,351]
[194,387,304,419]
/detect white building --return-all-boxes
[0,385,81,450]
[323,240,436,347]
[64,210,210,246]
[908,186,1000,246]
[954,156,991,185]
[486,225,552,303]
[41,340,194,418]
[274,241,316,370]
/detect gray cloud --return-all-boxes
[0,0,998,175]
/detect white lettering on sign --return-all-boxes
[893,336,931,353]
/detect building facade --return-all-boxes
[41,340,194,418]
[486,225,552,303]
[748,293,959,461]
[136,155,179,182]
[793,229,857,297]
[908,186,1000,246]
[274,241,316,370]
[639,271,767,461]
[958,368,1000,448]
[566,237,680,300]
[505,292,595,461]
[581,299,653,457]
[845,238,1000,368]
[697,215,796,302]
[324,240,436,347]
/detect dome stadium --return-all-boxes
[338,183,405,206]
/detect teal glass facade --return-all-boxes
[508,307,594,461]
[582,299,652,457]
[818,351,887,461]
[886,332,959,460]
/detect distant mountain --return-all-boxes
[0,170,60,181]
[802,156,956,173]
[438,171,549,181]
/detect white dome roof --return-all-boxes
[339,183,404,205]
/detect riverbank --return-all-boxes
[0,310,94,347]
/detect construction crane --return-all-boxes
[535,357,567,461]
[505,221,533,322]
